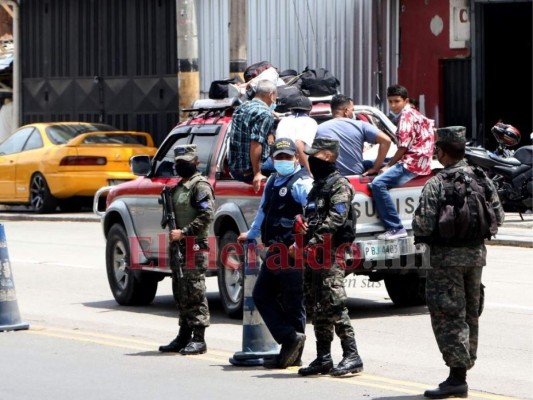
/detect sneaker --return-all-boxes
[377,228,408,240]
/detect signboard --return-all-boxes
[450,0,470,49]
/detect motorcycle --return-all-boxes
[464,122,533,216]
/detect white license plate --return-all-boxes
[361,239,416,261]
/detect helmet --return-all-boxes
[491,122,521,147]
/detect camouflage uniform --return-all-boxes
[413,127,504,375]
[172,170,214,329]
[298,137,363,377]
[159,144,215,355]
[304,171,355,342]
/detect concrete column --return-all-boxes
[177,0,199,118]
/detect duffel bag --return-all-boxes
[300,67,340,97]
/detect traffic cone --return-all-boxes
[229,240,279,366]
[0,224,29,332]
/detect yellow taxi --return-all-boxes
[0,122,157,213]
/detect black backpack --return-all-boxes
[300,67,340,97]
[437,166,498,245]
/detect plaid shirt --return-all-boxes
[228,98,274,172]
[396,105,435,175]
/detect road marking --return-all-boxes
[24,325,519,399]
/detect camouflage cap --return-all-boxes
[436,126,467,144]
[174,144,197,162]
[304,137,339,156]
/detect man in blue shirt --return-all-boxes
[229,80,277,192]
[316,94,391,176]
[238,138,313,369]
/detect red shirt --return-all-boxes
[396,106,435,175]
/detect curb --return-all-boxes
[0,214,100,223]
[486,238,533,248]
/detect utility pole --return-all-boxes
[229,0,247,81]
[177,0,199,119]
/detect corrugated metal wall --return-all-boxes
[196,0,399,110]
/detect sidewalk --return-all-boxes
[0,206,531,248]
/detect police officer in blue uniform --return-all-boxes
[238,138,314,369]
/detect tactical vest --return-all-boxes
[304,171,356,247]
[261,168,308,246]
[172,173,210,240]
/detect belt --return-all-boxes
[231,169,253,177]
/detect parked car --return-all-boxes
[95,97,430,318]
[0,122,157,213]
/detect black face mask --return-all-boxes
[175,162,197,178]
[308,156,336,180]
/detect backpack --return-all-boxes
[243,61,273,83]
[437,166,498,245]
[300,67,340,97]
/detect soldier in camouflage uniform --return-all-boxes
[413,127,504,398]
[291,137,363,377]
[159,144,215,355]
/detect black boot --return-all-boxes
[180,327,207,355]
[298,340,334,376]
[424,368,468,399]
[329,336,363,376]
[159,326,193,353]
[263,344,305,369]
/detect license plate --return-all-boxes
[361,239,416,261]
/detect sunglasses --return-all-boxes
[433,145,440,155]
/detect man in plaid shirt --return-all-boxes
[229,80,277,192]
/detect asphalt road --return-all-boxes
[0,220,532,400]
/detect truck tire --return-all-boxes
[106,224,158,305]
[217,230,243,319]
[384,275,426,307]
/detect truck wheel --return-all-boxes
[217,230,243,319]
[384,275,426,307]
[106,224,158,305]
[30,173,57,213]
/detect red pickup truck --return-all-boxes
[94,97,430,318]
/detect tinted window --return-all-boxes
[191,134,217,175]
[46,123,117,144]
[23,130,44,151]
[0,128,35,155]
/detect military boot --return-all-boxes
[329,336,363,376]
[179,327,207,355]
[158,326,193,353]
[424,368,468,399]
[298,340,334,376]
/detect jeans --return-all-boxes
[369,163,416,230]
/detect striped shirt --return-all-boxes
[228,98,275,173]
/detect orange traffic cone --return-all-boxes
[0,223,29,332]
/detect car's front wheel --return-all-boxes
[217,230,244,318]
[30,173,57,213]
[106,224,158,305]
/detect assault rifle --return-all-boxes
[160,186,184,278]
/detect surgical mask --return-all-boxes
[270,103,277,111]
[274,160,296,176]
[389,110,402,119]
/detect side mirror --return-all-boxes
[130,155,152,176]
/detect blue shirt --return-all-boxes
[247,166,314,240]
[316,118,379,175]
[228,98,275,172]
